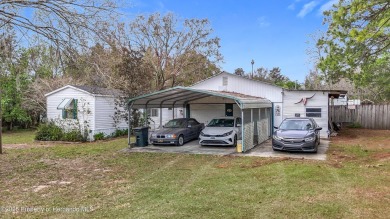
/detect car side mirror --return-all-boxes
[236,123,242,127]
[315,127,322,131]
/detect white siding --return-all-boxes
[273,102,283,127]
[46,87,95,133]
[191,73,283,102]
[94,96,127,136]
[282,91,329,138]
[148,108,183,129]
[190,104,241,125]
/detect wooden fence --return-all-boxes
[330,104,390,129]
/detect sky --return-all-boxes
[125,0,338,83]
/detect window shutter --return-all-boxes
[73,99,78,119]
[62,109,66,119]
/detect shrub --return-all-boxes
[94,132,105,140]
[36,122,85,142]
[112,129,128,137]
[62,130,85,142]
[35,123,63,141]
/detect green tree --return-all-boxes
[0,0,119,153]
[129,12,223,90]
[175,52,220,87]
[234,68,245,76]
[317,0,390,102]
[269,67,287,86]
[251,66,301,89]
[0,44,32,130]
[304,69,324,90]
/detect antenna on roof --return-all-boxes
[251,59,255,79]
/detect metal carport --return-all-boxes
[127,86,272,152]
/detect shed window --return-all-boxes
[148,108,159,117]
[58,99,78,119]
[306,108,321,118]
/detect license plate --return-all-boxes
[158,139,163,143]
[211,137,215,139]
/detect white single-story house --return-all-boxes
[128,72,346,152]
[45,85,127,140]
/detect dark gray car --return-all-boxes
[272,117,322,153]
[150,118,204,146]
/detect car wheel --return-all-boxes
[176,135,184,146]
[312,144,318,153]
[233,135,237,147]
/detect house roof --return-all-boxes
[71,85,123,96]
[128,86,271,109]
[45,85,124,97]
[285,89,348,98]
[191,71,283,89]
[192,72,348,97]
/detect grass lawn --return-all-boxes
[0,128,389,218]
[2,129,36,144]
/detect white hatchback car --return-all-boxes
[199,117,242,146]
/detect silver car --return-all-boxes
[199,117,242,146]
[150,118,204,146]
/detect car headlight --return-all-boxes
[200,131,204,136]
[222,130,234,137]
[273,135,283,141]
[304,136,315,142]
[151,134,157,138]
[165,134,177,139]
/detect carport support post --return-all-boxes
[127,102,133,147]
[241,108,244,152]
[144,107,148,127]
[159,107,163,129]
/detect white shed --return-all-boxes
[45,85,127,140]
[282,90,330,138]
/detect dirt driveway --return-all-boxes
[126,139,329,160]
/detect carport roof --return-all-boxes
[128,86,272,109]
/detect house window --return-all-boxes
[57,98,78,119]
[306,108,321,118]
[147,108,159,117]
[222,76,228,86]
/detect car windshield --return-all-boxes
[207,119,234,127]
[279,120,313,130]
[164,119,187,128]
